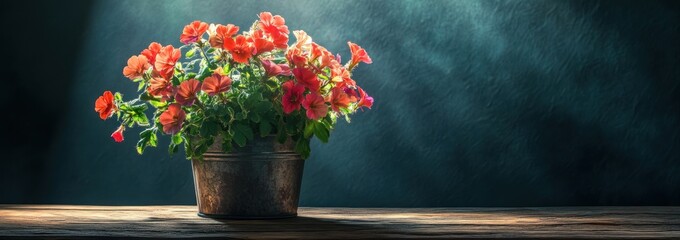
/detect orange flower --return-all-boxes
[250,30,274,55]
[141,42,162,65]
[286,47,307,68]
[159,103,186,135]
[223,35,253,64]
[201,74,232,96]
[258,12,289,48]
[348,42,372,69]
[111,125,125,142]
[357,86,374,110]
[331,65,356,89]
[154,45,180,78]
[208,24,239,48]
[328,87,351,112]
[293,67,320,92]
[175,79,201,106]
[180,21,209,44]
[122,55,150,80]
[301,93,328,120]
[94,91,117,120]
[311,43,334,68]
[147,76,174,100]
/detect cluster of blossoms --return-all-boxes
[94,12,373,159]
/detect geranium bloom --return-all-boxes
[147,76,174,100]
[224,35,253,64]
[286,47,307,68]
[201,74,232,96]
[94,91,117,120]
[328,87,351,112]
[111,125,125,142]
[180,21,209,44]
[281,80,304,114]
[141,42,162,65]
[301,93,328,120]
[258,12,289,48]
[159,103,186,135]
[122,55,150,80]
[331,64,356,88]
[348,42,372,69]
[261,59,291,77]
[208,24,239,48]
[357,87,374,109]
[292,67,320,92]
[175,79,201,106]
[251,30,274,55]
[154,45,181,78]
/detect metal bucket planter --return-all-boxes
[191,136,304,219]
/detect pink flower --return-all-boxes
[301,93,328,120]
[111,125,124,142]
[357,87,374,110]
[293,67,320,92]
[159,103,186,135]
[328,87,351,112]
[282,80,305,114]
[261,59,292,77]
[175,79,201,106]
[201,74,232,96]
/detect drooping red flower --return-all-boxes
[123,55,150,80]
[281,80,305,114]
[301,93,328,120]
[175,79,201,106]
[141,42,162,65]
[180,21,209,44]
[328,87,351,112]
[357,87,374,110]
[224,35,253,64]
[292,67,320,92]
[208,24,239,48]
[111,125,125,142]
[147,76,174,100]
[311,42,335,68]
[154,45,181,78]
[258,12,289,48]
[250,30,275,55]
[201,74,232,96]
[348,42,372,69]
[159,103,186,135]
[94,91,117,120]
[331,64,356,89]
[261,59,292,77]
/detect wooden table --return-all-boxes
[1,205,679,239]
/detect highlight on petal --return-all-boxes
[301,93,328,120]
[180,21,209,44]
[94,91,116,120]
[292,67,320,92]
[159,103,186,135]
[123,55,150,80]
[175,79,201,106]
[201,74,232,96]
[111,125,125,142]
[348,41,372,69]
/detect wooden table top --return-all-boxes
[1,205,679,239]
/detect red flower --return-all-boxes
[250,30,274,55]
[159,103,186,135]
[111,125,125,142]
[208,24,239,48]
[122,55,150,80]
[282,80,305,114]
[147,76,174,100]
[292,67,320,92]
[328,87,351,112]
[94,91,117,120]
[301,93,328,120]
[224,35,253,64]
[180,21,209,44]
[141,42,162,65]
[348,42,372,69]
[201,74,232,96]
[258,12,289,48]
[286,47,307,68]
[331,65,356,89]
[261,59,292,77]
[357,87,374,110]
[175,79,201,106]
[154,45,181,78]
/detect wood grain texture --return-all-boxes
[1,205,679,239]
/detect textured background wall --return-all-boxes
[2,0,679,206]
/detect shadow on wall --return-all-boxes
[1,0,679,206]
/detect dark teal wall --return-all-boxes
[2,0,680,206]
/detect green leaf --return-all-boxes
[114,92,123,102]
[303,121,314,138]
[137,81,146,92]
[254,101,273,114]
[259,121,272,137]
[232,131,246,147]
[249,113,261,123]
[313,121,330,143]
[172,133,183,145]
[136,128,158,154]
[295,138,310,159]
[276,122,287,143]
[221,134,233,152]
[200,119,219,138]
[234,123,254,140]
[185,72,197,80]
[185,48,196,58]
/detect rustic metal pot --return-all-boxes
[191,135,304,219]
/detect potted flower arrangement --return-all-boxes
[94,12,373,219]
